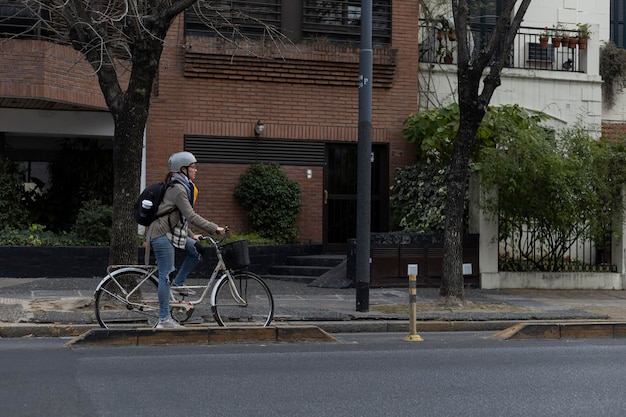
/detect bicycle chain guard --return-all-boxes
[170,302,194,323]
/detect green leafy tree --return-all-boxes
[396,104,548,234]
[234,163,301,243]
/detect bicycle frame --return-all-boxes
[95,235,246,313]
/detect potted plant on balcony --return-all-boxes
[448,28,457,41]
[552,23,566,48]
[539,26,550,49]
[577,23,591,49]
[438,44,456,64]
[435,16,456,42]
[446,17,457,41]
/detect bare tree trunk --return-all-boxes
[441,116,481,302]
[107,38,165,265]
[108,113,146,265]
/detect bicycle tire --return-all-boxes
[95,268,160,329]
[212,271,274,327]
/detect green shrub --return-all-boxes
[225,232,276,245]
[234,163,300,243]
[0,224,91,246]
[73,200,112,244]
[479,124,626,271]
[390,162,449,233]
[37,138,113,232]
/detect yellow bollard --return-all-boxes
[403,264,423,342]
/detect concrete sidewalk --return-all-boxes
[1,276,626,338]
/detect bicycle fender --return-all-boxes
[94,267,152,293]
[210,274,229,306]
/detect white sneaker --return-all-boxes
[171,286,196,296]
[156,317,182,328]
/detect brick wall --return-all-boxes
[602,122,626,141]
[146,0,419,243]
[0,2,419,246]
[0,40,108,109]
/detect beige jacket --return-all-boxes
[149,182,219,241]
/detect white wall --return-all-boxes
[419,0,608,129]
[521,0,608,46]
[419,64,603,132]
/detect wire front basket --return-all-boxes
[221,240,250,270]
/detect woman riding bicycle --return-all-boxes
[148,151,225,328]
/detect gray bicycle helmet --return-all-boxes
[168,151,197,173]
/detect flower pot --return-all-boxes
[552,37,562,48]
[568,37,579,49]
[437,30,444,40]
[443,54,453,64]
[578,38,588,49]
[539,37,549,49]
[448,30,457,41]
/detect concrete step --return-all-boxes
[284,255,346,268]
[268,264,333,277]
[263,254,346,283]
[263,274,318,284]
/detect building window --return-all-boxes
[611,0,626,48]
[186,0,282,39]
[0,0,51,39]
[185,0,392,46]
[468,0,503,56]
[302,0,391,45]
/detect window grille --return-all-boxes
[186,0,281,39]
[185,0,391,45]
[302,0,391,45]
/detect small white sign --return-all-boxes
[463,263,472,275]
[407,264,418,276]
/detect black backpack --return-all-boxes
[133,181,175,226]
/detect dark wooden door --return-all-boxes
[323,143,389,253]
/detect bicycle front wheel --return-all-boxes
[95,269,159,329]
[212,271,274,327]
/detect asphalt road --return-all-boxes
[2,333,626,417]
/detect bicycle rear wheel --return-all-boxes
[95,269,159,329]
[212,271,274,326]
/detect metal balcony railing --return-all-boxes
[419,20,586,73]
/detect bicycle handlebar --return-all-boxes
[198,226,229,247]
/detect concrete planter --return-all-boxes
[481,271,626,290]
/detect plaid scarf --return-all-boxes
[166,173,195,249]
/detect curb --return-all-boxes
[0,320,520,339]
[66,325,337,346]
[493,321,626,340]
[4,319,626,342]
[0,323,96,338]
[300,320,522,333]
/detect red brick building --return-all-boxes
[0,1,419,251]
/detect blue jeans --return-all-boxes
[150,234,202,320]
